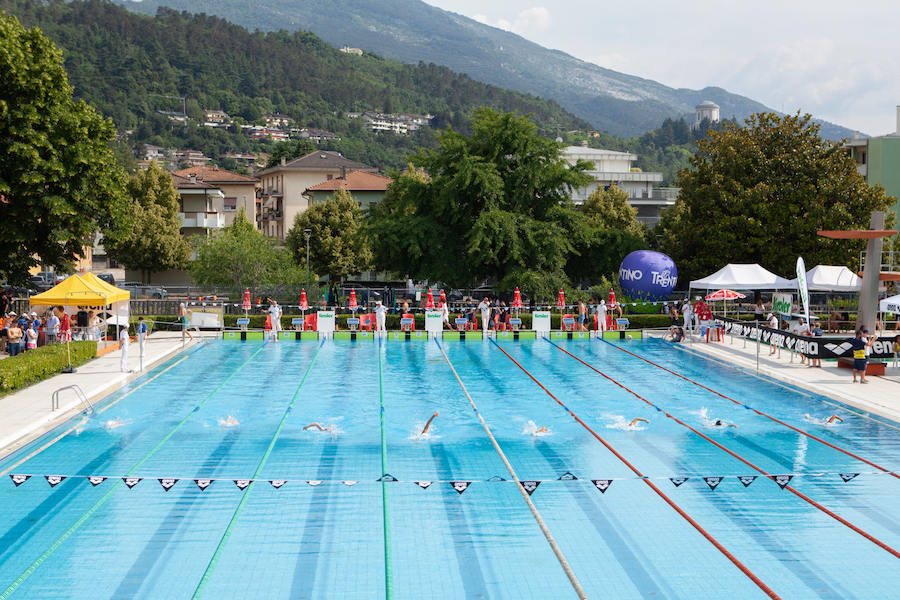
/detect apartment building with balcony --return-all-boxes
[562,142,679,226]
[842,106,900,222]
[173,165,260,229]
[255,151,378,239]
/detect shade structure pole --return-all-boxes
[858,212,885,333]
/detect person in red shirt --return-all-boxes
[695,298,713,336]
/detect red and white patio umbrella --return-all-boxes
[242,288,251,315]
[439,289,447,307]
[557,289,566,311]
[299,289,309,312]
[607,289,617,309]
[348,289,358,312]
[704,289,745,318]
[426,289,434,310]
[512,288,523,310]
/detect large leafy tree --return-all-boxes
[579,184,645,237]
[367,107,592,290]
[666,112,894,283]
[0,13,129,284]
[104,162,191,283]
[286,188,372,283]
[192,208,305,289]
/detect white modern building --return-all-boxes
[563,142,679,226]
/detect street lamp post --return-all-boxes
[304,228,311,292]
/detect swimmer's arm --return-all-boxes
[303,422,326,431]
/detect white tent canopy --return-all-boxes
[789,265,862,292]
[690,264,796,290]
[880,294,900,313]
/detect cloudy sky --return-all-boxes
[422,0,899,136]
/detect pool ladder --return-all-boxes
[51,385,95,414]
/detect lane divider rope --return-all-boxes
[0,341,271,600]
[598,338,900,478]
[553,339,900,561]
[490,338,781,600]
[378,337,395,600]
[192,339,326,599]
[435,339,590,600]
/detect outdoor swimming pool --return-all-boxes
[2,337,900,599]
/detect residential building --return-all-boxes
[172,165,260,229]
[144,144,166,162]
[306,171,393,210]
[218,152,260,167]
[157,110,187,123]
[692,101,720,131]
[563,142,678,226]
[174,150,211,167]
[203,109,228,124]
[255,151,378,239]
[340,45,363,55]
[250,128,289,142]
[360,112,409,135]
[298,128,341,143]
[842,106,900,222]
[262,113,292,128]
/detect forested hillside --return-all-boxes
[1,0,592,169]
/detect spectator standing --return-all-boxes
[440,300,452,330]
[809,319,824,367]
[0,291,9,317]
[180,303,193,341]
[767,313,779,355]
[681,300,693,334]
[849,328,875,383]
[268,299,282,342]
[47,310,60,344]
[59,309,71,342]
[6,320,23,357]
[25,323,37,350]
[577,299,588,331]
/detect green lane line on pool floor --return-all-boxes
[0,342,270,600]
[379,336,395,600]
[191,339,326,600]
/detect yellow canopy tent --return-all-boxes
[29,274,117,306]
[29,274,131,372]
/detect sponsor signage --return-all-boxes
[317,311,335,334]
[532,311,551,332]
[772,293,792,316]
[721,317,894,360]
[424,310,443,334]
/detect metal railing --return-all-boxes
[51,385,94,413]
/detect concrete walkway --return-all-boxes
[646,329,900,423]
[0,331,199,460]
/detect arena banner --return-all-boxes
[720,317,895,360]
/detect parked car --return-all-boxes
[97,273,116,286]
[120,281,168,299]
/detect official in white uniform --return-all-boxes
[119,326,130,372]
[375,300,387,333]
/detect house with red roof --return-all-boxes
[305,171,393,210]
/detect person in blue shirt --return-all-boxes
[808,319,824,367]
[136,317,149,357]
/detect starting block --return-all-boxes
[347,317,359,331]
[236,317,250,332]
[401,317,414,332]
[455,318,468,332]
[509,318,522,331]
[291,318,304,331]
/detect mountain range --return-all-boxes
[116,0,858,140]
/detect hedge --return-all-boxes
[0,341,97,397]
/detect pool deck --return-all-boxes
[647,329,900,423]
[0,331,199,461]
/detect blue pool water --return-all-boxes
[2,337,900,599]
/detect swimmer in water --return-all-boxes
[304,422,326,431]
[535,426,549,434]
[105,417,123,429]
[421,411,439,435]
[628,418,650,427]
[713,419,739,428]
[805,413,843,424]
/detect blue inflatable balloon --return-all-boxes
[618,250,678,302]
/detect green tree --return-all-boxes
[265,139,316,168]
[192,208,305,289]
[668,112,893,284]
[367,108,592,291]
[579,184,645,237]
[286,188,372,283]
[104,162,191,283]
[0,13,129,285]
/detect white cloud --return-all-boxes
[473,7,551,35]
